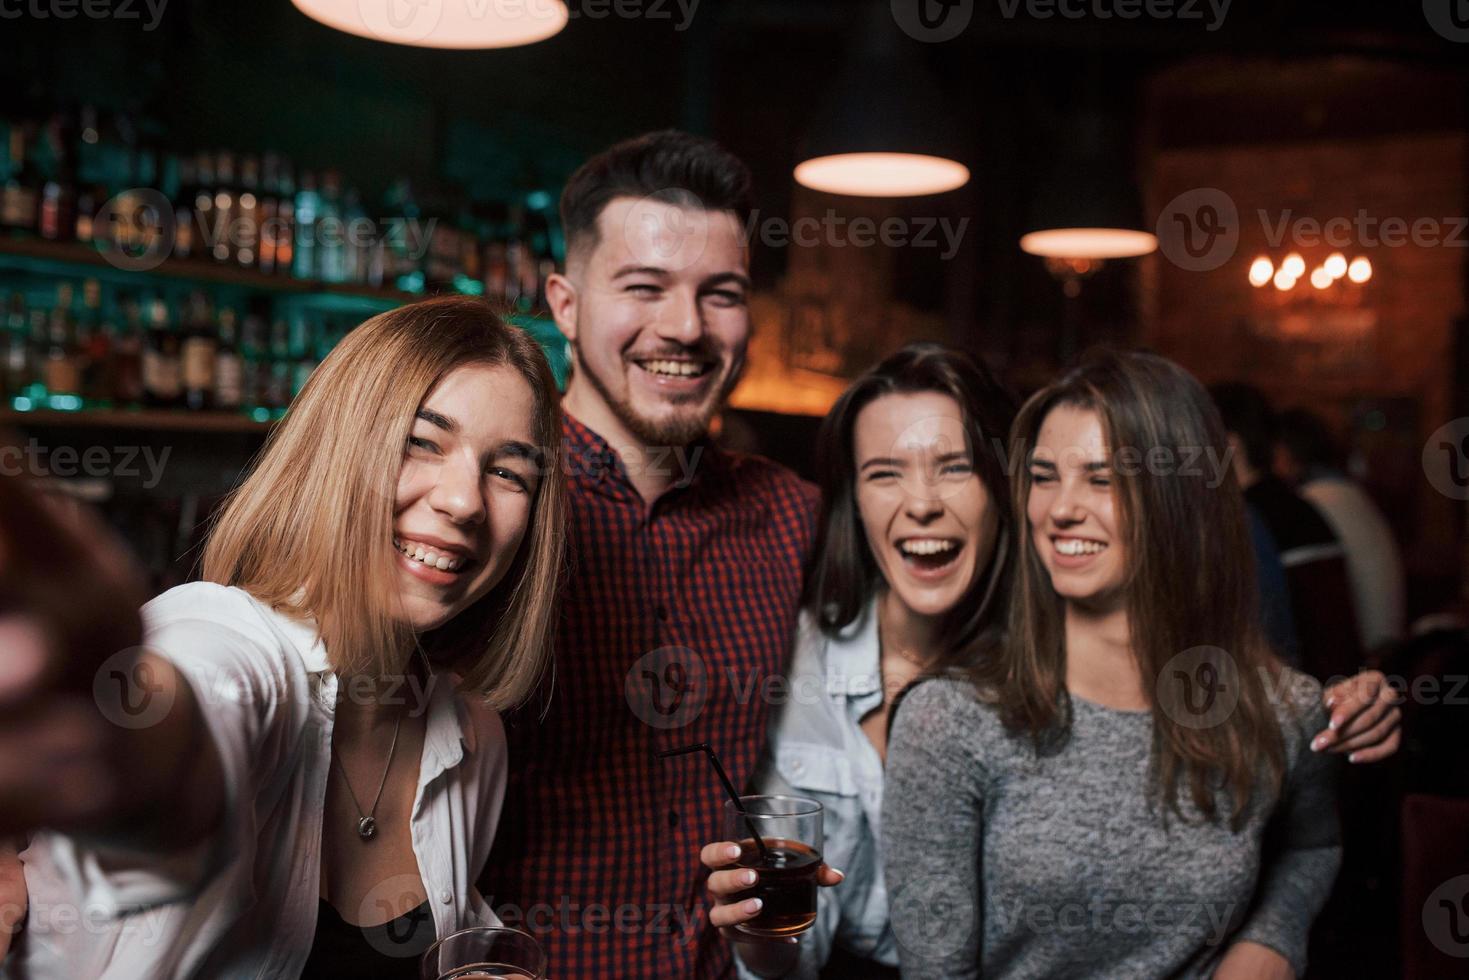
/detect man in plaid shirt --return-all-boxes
[479,130,818,978]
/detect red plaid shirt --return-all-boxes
[481,413,819,979]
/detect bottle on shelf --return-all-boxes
[288,311,318,397]
[214,306,244,411]
[43,282,82,405]
[3,292,28,402]
[142,295,182,408]
[237,155,261,269]
[1,121,40,234]
[265,317,291,411]
[191,150,216,263]
[240,311,266,411]
[181,290,217,411]
[292,171,319,281]
[211,151,237,264]
[274,162,296,276]
[36,112,77,243]
[78,277,110,405]
[109,295,145,408]
[23,305,48,405]
[317,170,345,284]
[168,153,194,261]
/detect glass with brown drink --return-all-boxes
[723,795,825,938]
[420,926,547,980]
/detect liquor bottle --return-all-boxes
[23,306,48,404]
[342,184,370,284]
[109,295,145,408]
[265,317,291,410]
[2,292,27,402]
[73,107,98,245]
[170,154,195,260]
[211,151,236,263]
[292,171,319,281]
[237,155,261,269]
[78,278,109,405]
[318,170,345,283]
[239,311,267,410]
[288,312,318,397]
[43,283,82,405]
[181,290,217,410]
[380,178,421,288]
[275,163,295,275]
[192,150,216,262]
[142,295,182,408]
[258,154,280,274]
[213,306,244,411]
[36,113,76,242]
[0,122,39,233]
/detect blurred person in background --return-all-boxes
[1211,383,1364,681]
[1274,408,1405,656]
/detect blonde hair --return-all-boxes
[203,297,565,711]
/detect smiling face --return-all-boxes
[392,362,543,632]
[1025,403,1128,610]
[853,392,999,619]
[556,196,751,447]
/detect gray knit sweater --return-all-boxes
[881,671,1340,979]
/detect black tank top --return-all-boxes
[301,897,436,978]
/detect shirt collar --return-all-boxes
[560,410,728,497]
[824,595,883,700]
[270,599,474,768]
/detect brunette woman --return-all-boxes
[4,296,564,978]
[883,350,1339,978]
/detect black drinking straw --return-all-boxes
[656,742,771,861]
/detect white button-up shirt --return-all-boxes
[738,600,898,978]
[14,582,506,979]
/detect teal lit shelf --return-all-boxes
[0,236,419,309]
[0,406,274,433]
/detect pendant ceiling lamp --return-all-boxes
[1019,110,1156,260]
[291,0,568,49]
[794,2,969,198]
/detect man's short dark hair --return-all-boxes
[1209,382,1276,471]
[559,130,754,262]
[1277,407,1343,471]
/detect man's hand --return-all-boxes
[1213,940,1293,979]
[1312,669,1402,764]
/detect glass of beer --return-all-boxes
[723,795,824,938]
[420,926,547,980]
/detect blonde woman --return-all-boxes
[4,297,565,978]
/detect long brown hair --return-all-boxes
[804,342,1018,665]
[203,297,566,711]
[985,348,1285,828]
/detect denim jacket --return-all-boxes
[737,600,897,978]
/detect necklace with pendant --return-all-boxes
[332,709,403,842]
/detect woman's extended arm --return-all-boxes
[0,475,223,851]
[882,680,987,979]
[1219,676,1343,979]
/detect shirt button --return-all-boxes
[439,890,452,904]
[668,809,679,828]
[791,760,805,775]
[655,604,669,621]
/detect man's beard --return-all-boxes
[573,339,742,448]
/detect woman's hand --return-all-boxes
[0,475,150,835]
[1312,669,1402,763]
[700,839,844,976]
[1212,940,1293,979]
